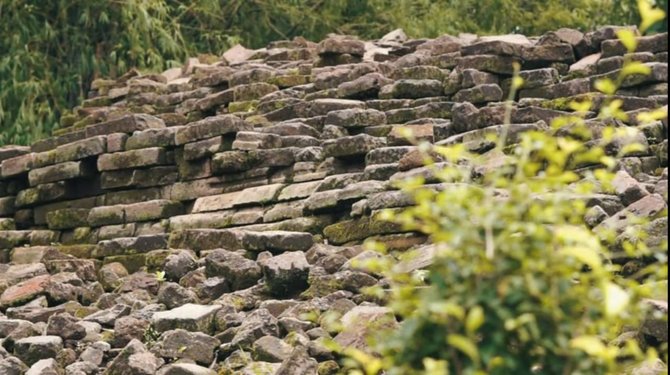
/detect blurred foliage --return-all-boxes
[0,0,667,146]
[334,2,668,374]
[0,0,236,146]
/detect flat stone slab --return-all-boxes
[192,183,284,213]
[28,161,93,186]
[175,115,252,145]
[14,335,63,366]
[152,303,222,334]
[85,114,165,137]
[241,230,314,253]
[97,147,168,171]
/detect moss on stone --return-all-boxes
[228,100,258,113]
[56,244,97,258]
[103,254,146,273]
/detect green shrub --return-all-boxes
[336,2,668,374]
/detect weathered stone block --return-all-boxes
[461,39,526,57]
[0,196,15,216]
[45,208,90,230]
[317,36,365,56]
[88,205,125,227]
[94,234,168,257]
[194,88,235,111]
[168,228,244,251]
[175,115,251,145]
[124,200,184,222]
[0,145,30,163]
[125,127,178,150]
[183,136,233,160]
[324,216,402,244]
[15,182,70,207]
[323,134,387,158]
[28,161,93,186]
[232,131,282,150]
[85,114,165,137]
[379,79,443,99]
[33,136,106,168]
[456,54,521,75]
[522,43,575,67]
[97,147,168,171]
[1,153,34,178]
[152,304,222,334]
[242,230,314,253]
[519,78,591,99]
[601,32,668,58]
[518,68,560,89]
[453,84,503,103]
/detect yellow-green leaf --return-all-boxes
[571,335,607,356]
[639,0,666,33]
[512,76,524,90]
[568,99,592,113]
[594,78,617,95]
[636,108,668,124]
[447,334,480,363]
[423,358,449,375]
[465,306,485,334]
[560,246,603,271]
[616,29,638,52]
[621,61,652,77]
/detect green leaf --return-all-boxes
[447,334,480,363]
[465,306,485,334]
[639,0,666,33]
[571,335,607,356]
[560,246,603,271]
[594,78,617,95]
[616,29,638,52]
[621,61,652,77]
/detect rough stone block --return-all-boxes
[323,134,387,158]
[15,182,70,207]
[175,115,251,145]
[97,147,168,171]
[125,127,178,150]
[124,200,184,222]
[1,153,34,178]
[152,304,222,334]
[168,229,245,251]
[452,84,503,103]
[88,205,125,227]
[45,208,90,230]
[32,136,106,168]
[28,161,93,186]
[94,234,169,257]
[85,114,165,137]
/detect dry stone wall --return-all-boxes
[0,27,667,374]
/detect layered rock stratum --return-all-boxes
[0,26,667,374]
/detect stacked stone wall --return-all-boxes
[0,27,667,373]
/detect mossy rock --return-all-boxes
[318,360,340,375]
[57,244,97,258]
[59,113,78,128]
[103,254,147,273]
[228,100,258,113]
[323,215,402,245]
[82,96,113,108]
[269,74,312,88]
[46,209,90,230]
[145,249,180,271]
